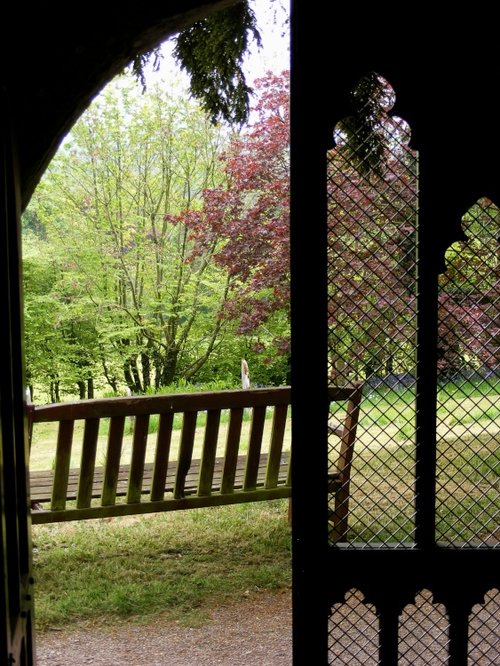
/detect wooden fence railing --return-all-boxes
[28,385,363,541]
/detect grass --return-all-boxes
[30,377,498,629]
[342,429,499,545]
[32,500,292,632]
[327,378,499,546]
[30,397,293,632]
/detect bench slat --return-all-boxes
[286,448,292,487]
[150,412,174,501]
[265,404,288,489]
[220,407,244,494]
[30,453,290,504]
[77,418,100,509]
[31,485,293,525]
[197,409,221,496]
[31,387,292,422]
[102,416,125,506]
[174,411,197,499]
[244,406,266,491]
[127,414,150,504]
[51,420,75,511]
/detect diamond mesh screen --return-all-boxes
[468,588,500,664]
[436,198,499,547]
[325,72,498,662]
[328,588,500,664]
[327,72,417,546]
[398,590,449,665]
[328,589,379,665]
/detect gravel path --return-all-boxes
[35,590,293,666]
[34,586,499,664]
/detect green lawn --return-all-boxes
[30,378,498,630]
[32,500,292,631]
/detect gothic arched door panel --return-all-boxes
[290,6,499,664]
[1,102,35,666]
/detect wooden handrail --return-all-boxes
[28,385,363,542]
[30,387,293,422]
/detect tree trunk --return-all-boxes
[123,360,135,393]
[364,359,377,379]
[50,379,60,403]
[102,358,118,394]
[385,351,394,374]
[124,357,143,394]
[141,351,151,391]
[158,349,178,388]
[77,380,86,399]
[286,353,292,385]
[130,357,143,393]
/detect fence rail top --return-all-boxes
[29,385,359,423]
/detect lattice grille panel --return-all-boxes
[398,590,449,665]
[436,198,499,547]
[328,589,379,665]
[327,588,499,663]
[327,72,417,546]
[325,71,497,663]
[468,589,500,664]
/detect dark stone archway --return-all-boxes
[1,3,236,663]
[5,0,236,210]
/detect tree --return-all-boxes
[129,1,263,127]
[178,70,291,367]
[26,77,233,395]
[327,73,498,385]
[172,1,261,125]
[23,228,108,401]
[437,198,499,377]
[327,73,418,381]
[22,233,63,401]
[179,70,418,383]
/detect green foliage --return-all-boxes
[173,2,261,125]
[150,378,236,395]
[24,76,236,396]
[21,207,46,238]
[32,502,291,630]
[335,72,397,177]
[24,66,290,397]
[437,198,498,376]
[130,46,163,92]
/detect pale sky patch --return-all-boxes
[143,0,290,93]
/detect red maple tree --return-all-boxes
[170,70,497,381]
[171,70,291,356]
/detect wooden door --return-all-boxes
[1,96,35,666]
[290,5,499,664]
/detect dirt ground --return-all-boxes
[35,590,293,666]
[34,586,499,665]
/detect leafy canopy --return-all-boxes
[132,1,261,126]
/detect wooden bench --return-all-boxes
[28,384,363,541]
